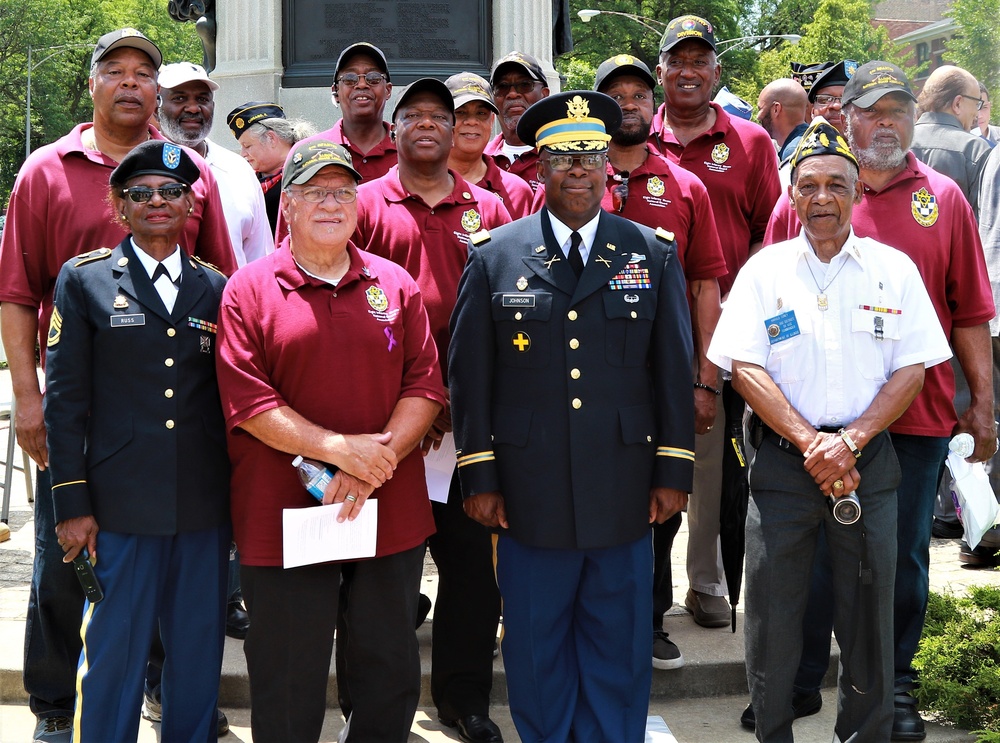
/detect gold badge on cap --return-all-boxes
[461,209,482,233]
[516,276,528,291]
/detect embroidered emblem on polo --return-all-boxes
[911,188,938,227]
[366,286,389,312]
[461,209,482,233]
[646,176,665,197]
[711,143,730,164]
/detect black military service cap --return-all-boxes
[789,116,859,172]
[516,90,622,152]
[226,102,286,139]
[110,140,200,188]
[809,60,859,102]
[594,54,657,92]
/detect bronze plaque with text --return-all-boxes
[283,0,492,87]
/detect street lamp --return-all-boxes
[577,10,801,56]
[25,44,90,159]
[577,9,666,34]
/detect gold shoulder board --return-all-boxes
[192,256,226,277]
[655,227,676,243]
[469,229,492,246]
[73,247,113,267]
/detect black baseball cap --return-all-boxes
[392,78,454,122]
[594,54,657,92]
[842,61,916,108]
[490,51,547,86]
[659,15,717,54]
[334,42,390,82]
[92,28,162,69]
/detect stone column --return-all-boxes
[208,0,555,148]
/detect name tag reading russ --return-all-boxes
[110,314,145,327]
[501,294,535,308]
[764,310,799,344]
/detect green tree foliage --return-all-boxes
[946,0,1000,95]
[728,0,903,117]
[0,0,201,203]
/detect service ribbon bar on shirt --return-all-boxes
[187,317,218,333]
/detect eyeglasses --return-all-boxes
[813,94,843,107]
[544,153,606,171]
[286,186,358,204]
[121,184,189,203]
[494,80,540,97]
[961,94,986,110]
[336,72,388,87]
[611,172,629,213]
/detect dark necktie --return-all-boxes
[568,231,584,278]
[151,263,179,286]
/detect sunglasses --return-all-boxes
[121,184,189,203]
[612,172,629,213]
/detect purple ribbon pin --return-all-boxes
[385,327,398,351]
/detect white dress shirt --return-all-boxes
[132,239,182,313]
[204,140,273,266]
[547,211,600,266]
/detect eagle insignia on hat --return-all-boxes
[366,286,389,312]
[162,143,181,169]
[567,95,590,120]
[711,143,730,164]
[911,188,939,227]
[461,209,482,233]
[647,176,665,197]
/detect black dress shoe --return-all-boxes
[739,691,822,730]
[416,593,432,628]
[891,692,926,741]
[225,601,250,640]
[440,714,503,743]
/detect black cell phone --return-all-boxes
[73,551,104,604]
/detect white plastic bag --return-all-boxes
[947,451,1000,550]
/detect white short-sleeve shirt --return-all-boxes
[708,230,951,428]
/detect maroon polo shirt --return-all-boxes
[354,166,512,377]
[477,156,536,219]
[216,244,446,566]
[764,152,994,437]
[650,102,781,295]
[484,133,542,192]
[313,119,398,183]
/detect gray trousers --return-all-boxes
[745,431,898,742]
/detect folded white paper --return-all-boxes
[423,431,457,504]
[282,501,378,568]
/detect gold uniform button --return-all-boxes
[569,338,580,350]
[164,389,174,399]
[166,328,176,337]
[572,398,582,409]
[164,358,174,367]
[630,311,638,319]
[570,368,581,379]
[515,312,523,321]
[567,310,578,321]
[165,420,175,430]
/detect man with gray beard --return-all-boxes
[158,62,272,267]
[762,61,995,741]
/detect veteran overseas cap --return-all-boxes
[594,54,657,92]
[791,61,834,92]
[281,140,362,188]
[446,72,499,115]
[226,101,286,139]
[789,116,859,172]
[516,91,622,152]
[110,140,200,188]
[808,60,858,102]
[660,15,717,54]
[842,61,916,108]
[92,27,162,69]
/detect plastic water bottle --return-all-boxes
[950,433,975,459]
[292,455,335,502]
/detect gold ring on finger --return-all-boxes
[833,479,844,491]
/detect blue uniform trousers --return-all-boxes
[496,534,653,743]
[72,525,228,743]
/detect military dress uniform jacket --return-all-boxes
[449,208,695,551]
[44,237,230,535]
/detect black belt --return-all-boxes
[761,423,842,451]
